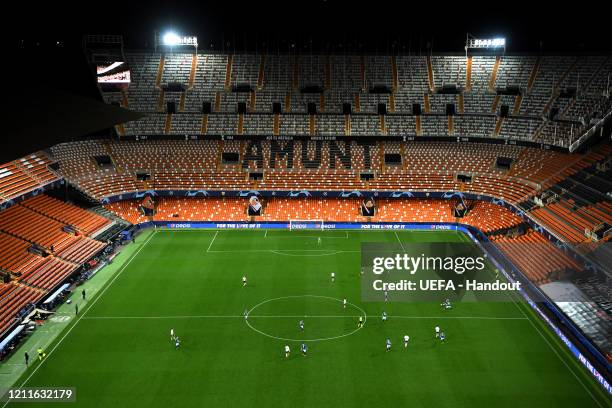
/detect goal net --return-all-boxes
[289,220,325,230]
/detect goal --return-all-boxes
[289,220,325,230]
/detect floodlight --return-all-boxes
[163,32,180,46]
[466,37,506,50]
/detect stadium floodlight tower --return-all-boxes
[154,30,198,53]
[465,34,506,56]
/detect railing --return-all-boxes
[569,108,612,153]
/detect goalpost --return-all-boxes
[289,220,325,230]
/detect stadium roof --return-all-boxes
[4,88,143,163]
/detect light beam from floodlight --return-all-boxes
[163,32,180,46]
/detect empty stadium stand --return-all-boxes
[521,142,612,242]
[0,153,60,204]
[0,195,110,337]
[52,136,611,246]
[105,197,524,231]
[21,194,111,236]
[52,140,564,200]
[102,52,611,148]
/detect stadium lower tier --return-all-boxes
[106,197,523,230]
[106,197,584,285]
[0,195,112,337]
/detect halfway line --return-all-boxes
[82,315,528,320]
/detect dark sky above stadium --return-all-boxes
[12,0,612,53]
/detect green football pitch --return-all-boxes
[6,229,611,408]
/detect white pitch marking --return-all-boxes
[269,250,346,257]
[206,230,219,252]
[3,230,158,407]
[394,230,406,253]
[81,314,527,320]
[207,249,360,253]
[244,295,368,342]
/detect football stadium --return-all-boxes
[2,4,612,407]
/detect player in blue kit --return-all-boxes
[439,331,446,343]
[301,343,308,356]
[386,338,392,352]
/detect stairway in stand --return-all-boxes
[344,115,351,136]
[224,55,233,90]
[237,114,244,135]
[164,113,172,134]
[257,54,266,90]
[465,56,473,91]
[426,55,435,92]
[273,114,280,135]
[201,114,209,135]
[488,56,501,92]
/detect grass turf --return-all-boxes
[8,229,610,408]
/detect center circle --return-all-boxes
[244,295,367,342]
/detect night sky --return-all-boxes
[5,0,611,162]
[13,0,612,52]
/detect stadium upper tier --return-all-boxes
[101,52,612,147]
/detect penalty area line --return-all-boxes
[206,230,219,253]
